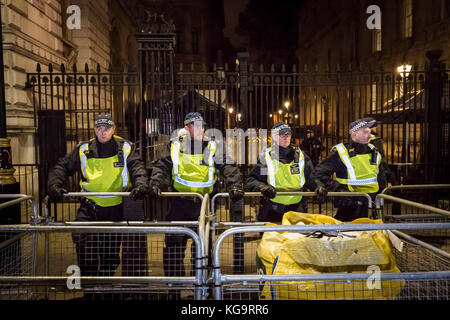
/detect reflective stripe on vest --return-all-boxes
[79,140,131,206]
[265,147,305,205]
[334,143,381,188]
[171,139,216,193]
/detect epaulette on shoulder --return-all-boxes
[113,135,125,142]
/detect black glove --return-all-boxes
[48,186,68,201]
[149,184,161,198]
[260,185,277,199]
[315,186,328,203]
[129,184,148,201]
[229,186,244,201]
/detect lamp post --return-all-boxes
[396,64,412,177]
[396,64,412,96]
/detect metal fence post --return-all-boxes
[237,52,249,131]
[425,50,444,184]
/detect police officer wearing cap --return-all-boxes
[149,112,244,281]
[246,122,327,222]
[315,117,387,221]
[47,114,148,277]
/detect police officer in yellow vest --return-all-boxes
[47,114,148,276]
[315,117,387,221]
[246,122,327,222]
[149,112,243,280]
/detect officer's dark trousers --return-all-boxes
[163,198,201,278]
[257,197,308,223]
[72,200,123,277]
[334,199,369,222]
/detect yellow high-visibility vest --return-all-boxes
[333,143,381,193]
[79,137,131,207]
[265,147,305,205]
[170,137,217,194]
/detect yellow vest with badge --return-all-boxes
[78,136,132,207]
[333,143,381,193]
[265,147,306,205]
[170,136,217,195]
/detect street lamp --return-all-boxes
[284,101,290,110]
[396,64,412,78]
[227,106,234,128]
[396,64,412,169]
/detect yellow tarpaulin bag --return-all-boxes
[256,212,405,300]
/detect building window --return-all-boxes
[372,28,382,52]
[371,83,377,112]
[175,31,183,53]
[192,29,199,54]
[402,0,413,38]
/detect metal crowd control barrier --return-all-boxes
[4,191,210,300]
[0,194,40,225]
[375,193,450,252]
[378,184,450,223]
[211,190,375,224]
[209,191,373,277]
[0,194,40,290]
[0,224,204,300]
[211,223,450,300]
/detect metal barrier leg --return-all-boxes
[231,199,244,274]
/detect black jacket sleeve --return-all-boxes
[303,153,323,191]
[377,161,388,192]
[149,143,173,191]
[47,145,81,191]
[245,161,268,192]
[126,142,148,188]
[215,152,243,189]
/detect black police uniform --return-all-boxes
[47,137,148,276]
[246,144,323,222]
[315,140,387,221]
[150,135,242,278]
